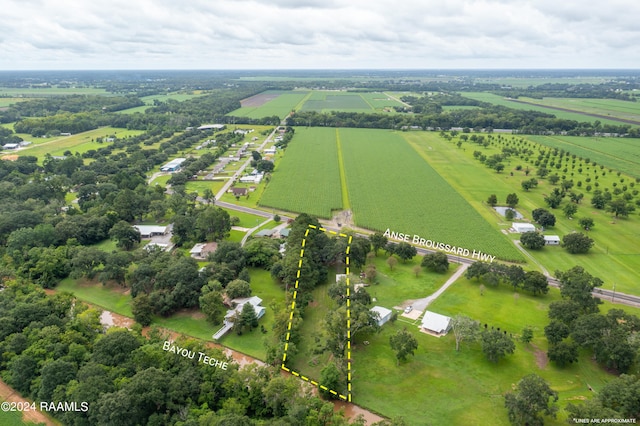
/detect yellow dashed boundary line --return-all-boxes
[281,224,352,402]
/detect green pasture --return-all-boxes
[338,128,522,261]
[184,180,226,197]
[259,127,343,218]
[527,134,640,178]
[221,208,265,229]
[0,97,29,108]
[473,76,612,88]
[228,90,310,119]
[460,92,623,126]
[0,402,32,426]
[227,230,247,243]
[517,97,640,124]
[16,127,144,160]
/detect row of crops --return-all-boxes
[338,128,523,261]
[258,127,342,218]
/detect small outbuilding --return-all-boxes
[543,235,561,245]
[421,311,452,336]
[255,228,276,237]
[370,306,393,327]
[512,222,536,233]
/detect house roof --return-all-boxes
[543,235,561,241]
[190,243,207,254]
[279,228,290,237]
[421,311,452,333]
[512,222,536,232]
[255,229,275,237]
[370,306,392,318]
[231,187,248,195]
[134,225,167,235]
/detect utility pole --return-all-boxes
[612,282,616,303]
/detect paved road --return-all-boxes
[215,127,279,201]
[214,203,640,308]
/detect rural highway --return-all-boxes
[214,202,640,308]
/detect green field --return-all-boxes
[0,86,108,96]
[527,134,640,178]
[0,401,32,426]
[297,91,405,113]
[259,127,342,218]
[460,92,624,126]
[338,128,522,261]
[9,127,144,160]
[516,97,640,124]
[228,90,310,119]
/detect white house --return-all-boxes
[421,311,452,336]
[544,235,561,245]
[370,306,393,327]
[213,296,266,340]
[512,222,536,233]
[134,225,168,238]
[264,147,277,155]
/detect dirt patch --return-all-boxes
[240,93,281,107]
[329,210,354,228]
[0,379,57,426]
[75,278,130,294]
[1,155,18,161]
[531,344,549,369]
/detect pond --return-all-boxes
[493,206,524,219]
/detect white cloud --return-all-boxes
[0,0,638,69]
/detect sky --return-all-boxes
[1,0,639,70]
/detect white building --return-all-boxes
[134,225,168,238]
[421,311,452,336]
[543,235,561,245]
[370,306,393,327]
[512,222,536,233]
[213,296,266,340]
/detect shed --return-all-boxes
[421,311,452,336]
[370,306,393,327]
[278,228,290,238]
[544,235,561,245]
[190,243,207,258]
[512,222,536,233]
[2,143,19,149]
[255,228,275,237]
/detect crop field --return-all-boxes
[116,92,206,114]
[300,91,397,113]
[0,86,108,96]
[259,127,342,218]
[527,134,640,178]
[460,92,624,126]
[228,90,310,119]
[338,128,523,261]
[515,97,640,124]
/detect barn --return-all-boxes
[512,222,536,233]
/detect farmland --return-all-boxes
[527,134,640,178]
[338,128,523,261]
[510,97,640,124]
[259,127,343,218]
[460,92,625,126]
[228,90,310,119]
[300,91,403,113]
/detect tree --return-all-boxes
[504,374,558,426]
[591,191,609,209]
[364,263,377,283]
[481,328,515,363]
[578,217,594,231]
[532,208,556,228]
[523,270,549,295]
[487,194,498,207]
[520,326,534,344]
[506,193,519,208]
[547,341,578,367]
[386,256,398,271]
[544,190,563,209]
[521,178,538,192]
[256,159,274,173]
[562,232,594,254]
[389,328,419,365]
[369,232,388,255]
[421,251,449,273]
[195,206,231,241]
[394,242,417,262]
[109,220,141,250]
[225,279,252,299]
[319,362,344,400]
[598,374,640,418]
[607,198,635,218]
[131,294,154,326]
[199,289,225,325]
[450,314,480,351]
[555,266,602,314]
[548,300,582,326]
[563,203,578,218]
[234,302,258,334]
[544,321,570,345]
[520,231,545,250]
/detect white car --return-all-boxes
[404,306,413,314]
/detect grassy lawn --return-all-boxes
[222,208,265,228]
[352,276,639,425]
[184,180,226,196]
[57,277,133,317]
[227,230,246,243]
[367,255,458,309]
[92,239,119,253]
[0,403,33,426]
